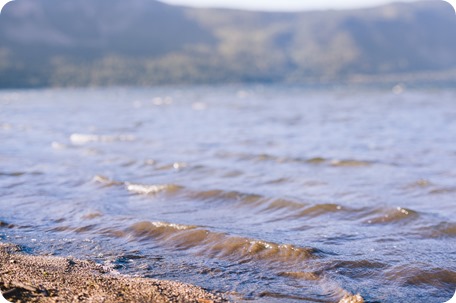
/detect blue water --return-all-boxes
[0,86,455,302]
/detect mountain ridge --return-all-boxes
[0,0,455,88]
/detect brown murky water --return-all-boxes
[0,86,455,302]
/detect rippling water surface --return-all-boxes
[0,86,455,302]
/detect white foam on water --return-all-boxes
[125,183,177,195]
[70,133,135,145]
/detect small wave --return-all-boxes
[277,271,320,280]
[74,224,98,233]
[188,188,311,215]
[103,179,310,220]
[81,212,103,220]
[364,207,419,224]
[0,171,25,177]
[326,260,387,279]
[283,155,372,167]
[131,221,195,234]
[433,222,456,237]
[128,221,318,266]
[261,198,306,213]
[258,280,365,303]
[416,222,456,238]
[92,175,123,186]
[0,171,42,177]
[187,188,358,221]
[263,177,290,184]
[92,176,182,195]
[125,183,183,195]
[95,178,367,223]
[385,265,456,288]
[258,292,326,302]
[100,228,127,238]
[0,221,14,228]
[48,224,98,234]
[429,187,456,195]
[329,159,371,167]
[306,157,327,164]
[405,179,433,189]
[216,152,372,167]
[156,162,189,171]
[280,203,367,221]
[306,157,372,167]
[294,203,344,217]
[70,133,135,145]
[188,189,264,206]
[51,141,68,150]
[49,225,75,232]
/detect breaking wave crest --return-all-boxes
[94,176,426,228]
[364,207,419,224]
[92,175,182,195]
[128,221,318,266]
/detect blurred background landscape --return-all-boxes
[1,0,456,88]
[1,1,456,302]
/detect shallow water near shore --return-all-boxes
[0,85,455,302]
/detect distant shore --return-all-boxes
[0,243,226,303]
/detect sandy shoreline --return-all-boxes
[0,243,226,303]
[0,242,365,303]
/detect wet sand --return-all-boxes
[0,243,226,303]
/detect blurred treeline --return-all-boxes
[0,0,455,88]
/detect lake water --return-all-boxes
[0,86,455,302]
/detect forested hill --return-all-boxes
[0,0,455,88]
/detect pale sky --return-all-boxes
[0,0,444,13]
